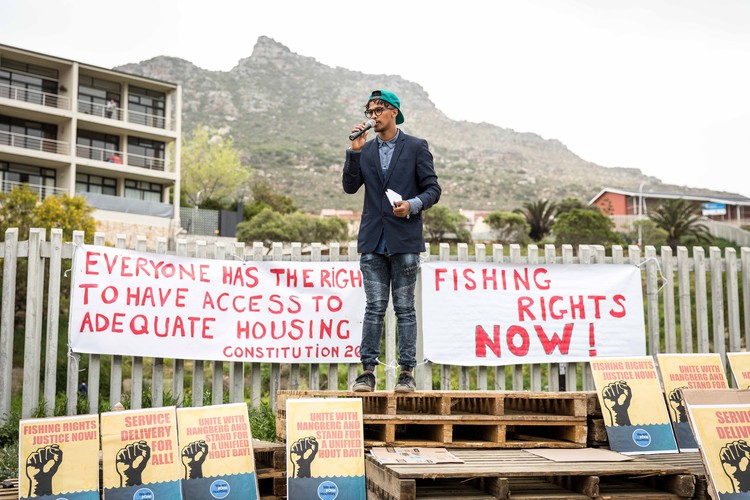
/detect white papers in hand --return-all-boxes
[385,189,402,207]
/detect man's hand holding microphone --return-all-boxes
[348,119,375,150]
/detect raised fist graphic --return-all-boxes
[26,444,63,496]
[182,440,209,479]
[668,386,689,423]
[116,440,151,487]
[720,440,750,493]
[290,436,319,478]
[602,380,633,426]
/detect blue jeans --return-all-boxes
[359,252,420,372]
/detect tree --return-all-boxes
[0,185,38,239]
[624,219,668,248]
[556,197,588,215]
[236,208,287,246]
[648,199,713,251]
[181,126,249,208]
[244,179,298,219]
[0,187,97,313]
[236,208,348,246]
[34,194,97,242]
[485,211,530,243]
[515,199,557,241]
[298,215,349,243]
[423,205,470,243]
[0,187,96,241]
[552,208,623,247]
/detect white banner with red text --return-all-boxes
[69,245,365,363]
[421,262,646,366]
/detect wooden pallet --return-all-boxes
[643,452,709,500]
[278,390,588,417]
[0,479,17,500]
[277,390,589,448]
[254,439,287,498]
[364,449,695,500]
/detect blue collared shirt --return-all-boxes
[377,131,398,173]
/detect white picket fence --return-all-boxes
[1,227,748,424]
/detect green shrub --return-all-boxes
[248,402,276,442]
[0,442,18,480]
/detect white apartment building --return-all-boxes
[0,43,182,245]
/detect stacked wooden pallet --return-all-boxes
[643,452,709,500]
[253,438,287,499]
[0,479,17,500]
[365,449,696,499]
[277,390,589,449]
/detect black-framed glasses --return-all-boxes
[364,106,387,118]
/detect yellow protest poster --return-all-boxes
[286,398,365,500]
[589,356,677,453]
[101,406,182,499]
[176,403,259,499]
[684,390,750,499]
[727,352,750,389]
[18,414,100,499]
[657,353,729,451]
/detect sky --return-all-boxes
[2,0,749,197]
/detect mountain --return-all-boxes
[116,36,728,213]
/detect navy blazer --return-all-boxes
[342,131,441,254]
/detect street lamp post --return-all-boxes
[638,182,645,247]
[193,190,202,236]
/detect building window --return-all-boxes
[77,130,120,162]
[0,59,58,106]
[77,75,120,117]
[76,173,117,196]
[1,161,56,198]
[128,86,165,127]
[127,137,165,170]
[124,179,162,202]
[0,115,57,152]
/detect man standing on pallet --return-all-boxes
[343,89,441,393]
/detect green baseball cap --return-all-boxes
[368,89,404,124]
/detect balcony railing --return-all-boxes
[127,109,167,129]
[0,179,68,200]
[76,101,170,130]
[128,152,166,171]
[76,144,123,163]
[76,144,167,172]
[78,101,121,120]
[0,130,69,155]
[0,83,71,110]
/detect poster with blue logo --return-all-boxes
[18,414,100,500]
[176,403,259,500]
[101,406,183,499]
[656,353,729,452]
[286,398,365,500]
[590,356,678,454]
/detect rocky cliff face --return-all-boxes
[117,36,722,213]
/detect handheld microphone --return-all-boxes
[349,119,376,141]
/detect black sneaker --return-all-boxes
[352,371,376,392]
[394,372,416,393]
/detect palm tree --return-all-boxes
[648,198,712,251]
[515,199,557,241]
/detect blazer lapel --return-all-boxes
[365,141,384,186]
[383,133,405,187]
